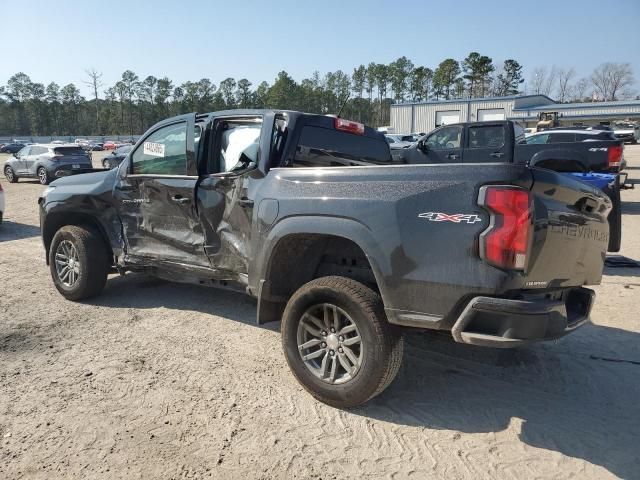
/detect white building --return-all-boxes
[390,94,640,134]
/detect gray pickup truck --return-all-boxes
[39,110,610,407]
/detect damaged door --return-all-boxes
[114,115,209,267]
[196,115,265,277]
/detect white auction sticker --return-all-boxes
[143,142,165,157]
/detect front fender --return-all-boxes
[40,199,124,263]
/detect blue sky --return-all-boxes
[2,0,639,96]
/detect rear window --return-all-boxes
[293,126,391,167]
[525,134,549,145]
[54,147,86,156]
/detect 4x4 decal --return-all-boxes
[418,212,482,224]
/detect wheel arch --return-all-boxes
[253,216,391,324]
[529,148,589,172]
[43,211,114,265]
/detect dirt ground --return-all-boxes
[1,148,639,480]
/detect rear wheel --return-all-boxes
[37,167,49,185]
[281,276,403,408]
[4,166,18,183]
[49,225,109,300]
[102,158,110,169]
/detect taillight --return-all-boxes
[334,117,364,135]
[52,154,63,162]
[607,145,623,170]
[479,186,532,270]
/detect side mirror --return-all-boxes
[417,139,429,154]
[12,152,19,158]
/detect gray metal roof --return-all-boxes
[515,100,640,111]
[393,94,555,107]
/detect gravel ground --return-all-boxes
[1,148,639,479]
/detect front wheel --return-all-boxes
[49,225,109,300]
[281,276,404,408]
[37,167,49,185]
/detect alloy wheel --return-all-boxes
[55,240,81,287]
[38,168,48,185]
[296,303,363,385]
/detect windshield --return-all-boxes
[54,147,86,156]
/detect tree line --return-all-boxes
[0,54,635,137]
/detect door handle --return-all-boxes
[490,152,504,158]
[171,195,190,204]
[447,153,459,160]
[238,197,254,208]
[118,184,136,192]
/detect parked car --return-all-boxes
[102,145,132,169]
[385,135,413,149]
[524,128,618,144]
[103,141,117,150]
[3,144,94,185]
[40,109,609,407]
[0,142,26,154]
[0,179,4,223]
[613,122,639,144]
[393,121,624,252]
[89,142,104,151]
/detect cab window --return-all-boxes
[210,118,262,174]
[131,122,187,175]
[425,126,462,150]
[468,125,505,148]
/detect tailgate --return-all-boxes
[525,168,610,287]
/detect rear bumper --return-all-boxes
[451,288,594,348]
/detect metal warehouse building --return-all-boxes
[390,94,640,134]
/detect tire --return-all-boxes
[4,166,18,183]
[37,167,50,185]
[102,159,110,169]
[605,178,622,252]
[281,276,404,408]
[49,225,109,301]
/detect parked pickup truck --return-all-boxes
[394,120,624,252]
[394,120,625,173]
[39,110,610,407]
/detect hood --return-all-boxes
[50,168,116,187]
